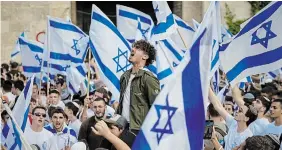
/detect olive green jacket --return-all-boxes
[117,69,160,130]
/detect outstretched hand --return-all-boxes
[91,120,111,137]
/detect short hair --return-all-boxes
[1,110,8,121]
[244,103,258,126]
[47,106,56,118]
[10,62,18,69]
[1,63,9,71]
[50,107,66,118]
[272,99,282,109]
[94,97,106,105]
[14,80,24,91]
[30,97,37,103]
[256,96,271,114]
[1,78,5,88]
[207,103,220,117]
[244,136,276,150]
[32,106,47,115]
[5,73,12,81]
[273,91,282,99]
[65,102,79,116]
[19,74,26,81]
[3,80,12,92]
[132,40,156,66]
[33,83,38,89]
[95,88,108,98]
[261,86,275,96]
[49,89,60,96]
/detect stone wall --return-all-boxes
[1,1,71,63]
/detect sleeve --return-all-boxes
[78,121,88,141]
[144,75,160,106]
[225,114,235,128]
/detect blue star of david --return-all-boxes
[251,20,277,48]
[154,5,159,13]
[137,21,149,40]
[173,62,178,67]
[221,34,226,41]
[63,65,70,71]
[112,48,131,73]
[35,54,42,66]
[71,39,81,55]
[151,95,178,144]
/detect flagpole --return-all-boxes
[176,27,189,50]
[2,104,33,150]
[157,41,174,72]
[87,48,91,99]
[38,71,43,102]
[46,16,51,100]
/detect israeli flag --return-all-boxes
[192,19,200,30]
[11,32,25,59]
[221,26,233,43]
[18,36,44,77]
[2,75,35,150]
[132,2,216,149]
[116,4,154,43]
[239,76,253,91]
[220,2,282,86]
[66,63,88,95]
[151,1,177,41]
[211,69,220,94]
[89,4,132,101]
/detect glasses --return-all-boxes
[34,113,47,118]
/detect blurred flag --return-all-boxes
[11,32,25,59]
[192,19,200,30]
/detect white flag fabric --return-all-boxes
[11,32,25,59]
[220,2,282,86]
[89,4,132,101]
[192,19,200,30]
[132,2,217,149]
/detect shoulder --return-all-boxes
[43,128,54,137]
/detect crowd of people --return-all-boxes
[1,39,282,150]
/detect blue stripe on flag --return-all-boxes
[246,76,252,82]
[76,65,87,77]
[50,64,69,72]
[146,65,157,74]
[211,50,219,70]
[21,105,30,131]
[2,124,10,138]
[92,11,131,50]
[239,82,245,89]
[69,82,77,94]
[11,120,22,149]
[23,78,32,99]
[11,51,20,58]
[49,19,85,35]
[162,40,183,61]
[182,29,206,150]
[23,66,41,73]
[226,46,282,82]
[50,52,83,64]
[175,19,195,32]
[235,2,282,39]
[18,38,44,53]
[152,13,174,34]
[131,130,151,150]
[89,41,120,92]
[158,68,173,80]
[269,71,277,78]
[119,9,152,25]
[127,39,135,43]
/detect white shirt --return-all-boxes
[248,117,269,136]
[263,122,282,136]
[24,127,54,150]
[224,115,253,150]
[68,119,82,137]
[4,92,16,108]
[122,74,135,122]
[87,105,115,118]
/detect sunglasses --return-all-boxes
[34,113,47,118]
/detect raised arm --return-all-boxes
[231,84,245,108]
[208,88,230,121]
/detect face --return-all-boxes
[224,104,233,115]
[29,101,37,113]
[272,95,279,101]
[234,105,249,122]
[11,84,16,95]
[40,90,46,96]
[93,100,106,119]
[129,47,148,64]
[51,113,65,131]
[32,85,38,98]
[31,108,46,127]
[269,102,282,118]
[254,99,264,112]
[49,93,60,105]
[64,107,73,118]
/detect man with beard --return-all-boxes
[24,106,54,150]
[78,97,107,150]
[44,107,77,149]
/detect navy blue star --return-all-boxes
[35,54,42,66]
[137,21,149,40]
[154,4,159,13]
[173,62,178,67]
[151,95,178,144]
[112,48,131,73]
[71,39,81,55]
[251,20,277,48]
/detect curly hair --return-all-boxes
[244,136,277,150]
[132,40,156,66]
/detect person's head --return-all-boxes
[261,86,275,99]
[234,103,257,126]
[40,88,47,97]
[93,97,106,119]
[64,102,80,119]
[1,110,9,124]
[2,80,12,93]
[10,61,19,70]
[47,106,56,122]
[51,107,66,132]
[93,88,109,105]
[242,135,276,150]
[254,96,271,114]
[56,76,66,93]
[5,73,12,81]
[13,80,24,95]
[1,63,9,72]
[49,90,61,105]
[272,91,282,101]
[207,103,221,119]
[103,114,128,137]
[32,83,39,99]
[29,98,38,113]
[270,99,282,119]
[243,93,255,106]
[19,74,26,83]
[223,101,234,116]
[31,106,47,127]
[129,40,156,67]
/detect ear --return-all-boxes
[142,54,149,60]
[244,116,249,122]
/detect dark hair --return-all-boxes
[256,96,271,114]
[244,103,257,126]
[47,106,56,118]
[244,136,277,150]
[14,80,24,91]
[132,40,156,66]
[65,102,79,117]
[225,96,233,102]
[41,88,47,94]
[19,74,26,81]
[3,80,12,92]
[261,86,275,98]
[10,62,18,69]
[272,99,282,109]
[1,110,8,122]
[94,97,106,105]
[49,89,60,96]
[5,73,12,81]
[273,91,282,99]
[30,97,37,103]
[95,88,108,98]
[32,106,47,115]
[1,63,9,71]
[50,107,66,118]
[208,103,220,117]
[1,78,5,88]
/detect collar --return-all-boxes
[47,123,69,134]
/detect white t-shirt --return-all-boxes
[68,119,82,137]
[122,74,135,122]
[248,117,269,136]
[4,92,16,108]
[263,122,282,136]
[87,105,115,118]
[24,127,54,150]
[224,115,253,150]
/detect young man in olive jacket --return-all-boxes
[116,40,160,135]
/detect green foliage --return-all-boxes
[248,1,271,15]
